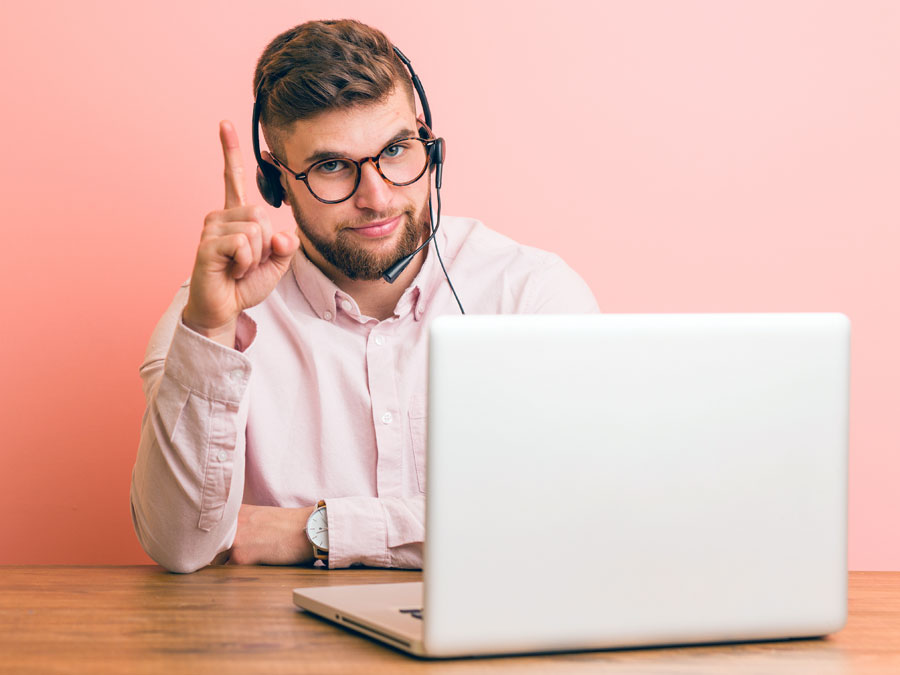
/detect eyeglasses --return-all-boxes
[270,136,436,204]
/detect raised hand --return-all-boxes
[182,121,300,347]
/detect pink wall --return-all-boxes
[0,1,897,569]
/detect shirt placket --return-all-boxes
[366,323,403,496]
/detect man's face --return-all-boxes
[273,86,431,281]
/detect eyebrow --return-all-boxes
[303,128,419,166]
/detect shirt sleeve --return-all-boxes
[130,282,258,573]
[324,494,424,569]
[521,255,601,315]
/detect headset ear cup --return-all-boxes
[256,162,283,208]
[431,138,444,189]
[428,137,445,168]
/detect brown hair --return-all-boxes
[253,19,415,155]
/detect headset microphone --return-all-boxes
[382,204,439,283]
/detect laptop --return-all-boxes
[293,313,850,658]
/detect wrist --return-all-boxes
[297,505,317,565]
[181,307,238,347]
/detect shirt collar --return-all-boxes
[291,252,338,321]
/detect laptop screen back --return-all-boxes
[422,313,849,657]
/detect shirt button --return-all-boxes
[381,412,393,425]
[341,300,352,312]
[217,450,228,462]
[323,310,333,321]
[374,335,385,346]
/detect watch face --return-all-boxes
[306,507,329,551]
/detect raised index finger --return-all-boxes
[219,120,247,208]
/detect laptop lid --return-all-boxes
[421,313,849,657]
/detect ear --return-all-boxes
[416,115,432,139]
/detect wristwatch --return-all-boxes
[305,499,329,564]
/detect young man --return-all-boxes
[131,19,598,573]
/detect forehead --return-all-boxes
[281,87,418,164]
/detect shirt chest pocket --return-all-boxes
[407,394,427,493]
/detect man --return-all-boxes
[130,19,598,573]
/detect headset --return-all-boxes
[251,45,465,314]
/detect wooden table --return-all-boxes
[1,567,898,674]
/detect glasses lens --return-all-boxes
[307,159,360,203]
[378,139,428,185]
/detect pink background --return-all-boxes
[0,1,897,569]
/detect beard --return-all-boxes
[289,198,431,281]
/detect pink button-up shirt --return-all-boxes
[130,216,599,573]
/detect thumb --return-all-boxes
[269,231,300,266]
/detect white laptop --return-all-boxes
[293,313,850,658]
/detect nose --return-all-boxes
[352,158,392,213]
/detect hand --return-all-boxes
[225,504,317,566]
[182,120,300,346]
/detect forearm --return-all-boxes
[223,497,424,569]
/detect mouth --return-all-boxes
[348,215,402,239]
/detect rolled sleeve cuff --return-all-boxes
[164,315,256,403]
[324,497,388,569]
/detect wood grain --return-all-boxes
[0,567,897,674]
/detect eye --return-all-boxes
[381,143,408,159]
[315,159,351,175]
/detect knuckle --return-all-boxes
[203,211,218,229]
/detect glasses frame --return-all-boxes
[270,135,436,205]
